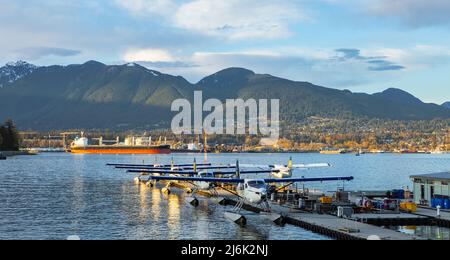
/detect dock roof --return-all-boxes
[411,172,450,181]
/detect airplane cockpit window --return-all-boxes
[247,181,266,188]
[199,172,213,178]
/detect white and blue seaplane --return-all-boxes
[240,157,331,179]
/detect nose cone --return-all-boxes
[257,189,268,203]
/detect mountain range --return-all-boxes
[0,60,449,130]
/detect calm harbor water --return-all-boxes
[0,152,449,240]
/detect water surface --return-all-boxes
[0,153,449,240]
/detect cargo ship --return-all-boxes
[69,136,171,155]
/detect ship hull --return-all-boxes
[70,145,171,155]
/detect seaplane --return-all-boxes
[144,160,353,226]
[240,157,331,179]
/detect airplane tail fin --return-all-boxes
[193,158,197,172]
[236,160,241,179]
[288,157,293,170]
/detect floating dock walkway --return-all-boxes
[267,204,424,240]
[411,207,450,228]
[351,213,430,227]
[285,213,422,240]
[222,198,424,240]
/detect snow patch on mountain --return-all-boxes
[0,61,38,88]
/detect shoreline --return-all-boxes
[11,149,449,155]
[1,150,38,157]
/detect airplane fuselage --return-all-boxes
[237,180,268,204]
[271,165,292,179]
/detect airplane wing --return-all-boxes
[292,163,331,169]
[127,169,197,175]
[264,176,354,183]
[107,163,212,167]
[240,163,331,169]
[239,170,279,174]
[116,166,174,170]
[116,165,236,170]
[127,169,238,176]
[149,176,245,183]
[239,164,273,168]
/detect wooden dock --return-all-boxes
[411,207,450,227]
[351,213,430,226]
[268,204,423,240]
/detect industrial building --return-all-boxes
[410,172,450,208]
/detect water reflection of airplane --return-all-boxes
[144,161,353,226]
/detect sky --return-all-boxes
[0,0,449,104]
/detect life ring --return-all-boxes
[364,200,373,209]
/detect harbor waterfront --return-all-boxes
[1,152,450,240]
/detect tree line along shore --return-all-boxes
[0,119,20,152]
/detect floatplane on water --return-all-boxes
[108,158,352,226]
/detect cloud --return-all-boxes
[361,0,450,28]
[16,47,81,60]
[116,0,305,40]
[173,0,303,40]
[114,0,175,16]
[334,48,405,71]
[367,60,405,71]
[335,49,363,60]
[123,48,175,62]
[136,61,199,68]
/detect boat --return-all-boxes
[320,149,347,155]
[396,149,418,154]
[69,136,171,155]
[356,149,364,156]
[171,143,202,153]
